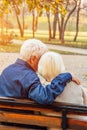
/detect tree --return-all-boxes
[57,0,77,44]
[44,0,65,40]
[52,13,58,39]
[32,9,38,38]
[74,0,87,42]
[44,1,52,40]
[26,0,64,39]
[0,0,8,36]
[26,0,39,38]
[10,0,24,37]
[2,0,25,37]
[74,0,81,42]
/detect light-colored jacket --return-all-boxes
[39,74,87,105]
[55,81,87,105]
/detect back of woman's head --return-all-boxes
[20,39,48,61]
[38,52,65,81]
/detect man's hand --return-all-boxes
[72,76,81,85]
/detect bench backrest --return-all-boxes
[0,97,87,130]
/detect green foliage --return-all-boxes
[3,0,8,7]
[26,0,36,11]
[0,0,9,17]
[26,0,66,17]
[15,0,22,5]
[0,0,67,21]
[58,5,67,17]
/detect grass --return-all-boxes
[0,14,87,53]
[3,28,87,48]
[0,29,87,53]
[0,31,87,54]
[0,44,21,52]
[0,43,85,55]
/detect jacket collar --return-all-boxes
[16,58,35,72]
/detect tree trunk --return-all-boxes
[74,1,81,42]
[58,0,77,44]
[32,11,35,38]
[13,6,23,37]
[0,17,4,36]
[6,14,8,35]
[52,13,58,39]
[46,12,52,40]
[34,16,38,32]
[15,11,24,37]
[12,0,23,37]
[60,17,64,44]
[32,10,38,38]
[57,14,61,40]
[22,5,25,37]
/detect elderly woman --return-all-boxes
[38,51,87,130]
[38,51,87,104]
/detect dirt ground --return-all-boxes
[0,52,87,88]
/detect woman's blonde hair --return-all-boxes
[38,52,65,81]
[20,39,48,61]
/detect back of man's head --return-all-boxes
[20,39,48,61]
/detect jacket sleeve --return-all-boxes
[28,72,72,104]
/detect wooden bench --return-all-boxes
[0,97,87,130]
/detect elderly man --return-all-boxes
[0,39,80,104]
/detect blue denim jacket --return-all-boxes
[0,59,72,104]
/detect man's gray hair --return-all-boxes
[20,39,48,61]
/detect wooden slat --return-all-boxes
[1,104,87,119]
[0,125,30,130]
[1,97,87,112]
[68,118,87,130]
[0,104,57,113]
[0,110,87,129]
[0,124,46,130]
[0,111,62,128]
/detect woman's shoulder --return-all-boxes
[64,81,84,98]
[55,81,84,104]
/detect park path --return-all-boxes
[0,52,87,88]
[47,44,87,55]
[11,39,87,55]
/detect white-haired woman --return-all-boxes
[38,51,87,104]
[38,52,87,130]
